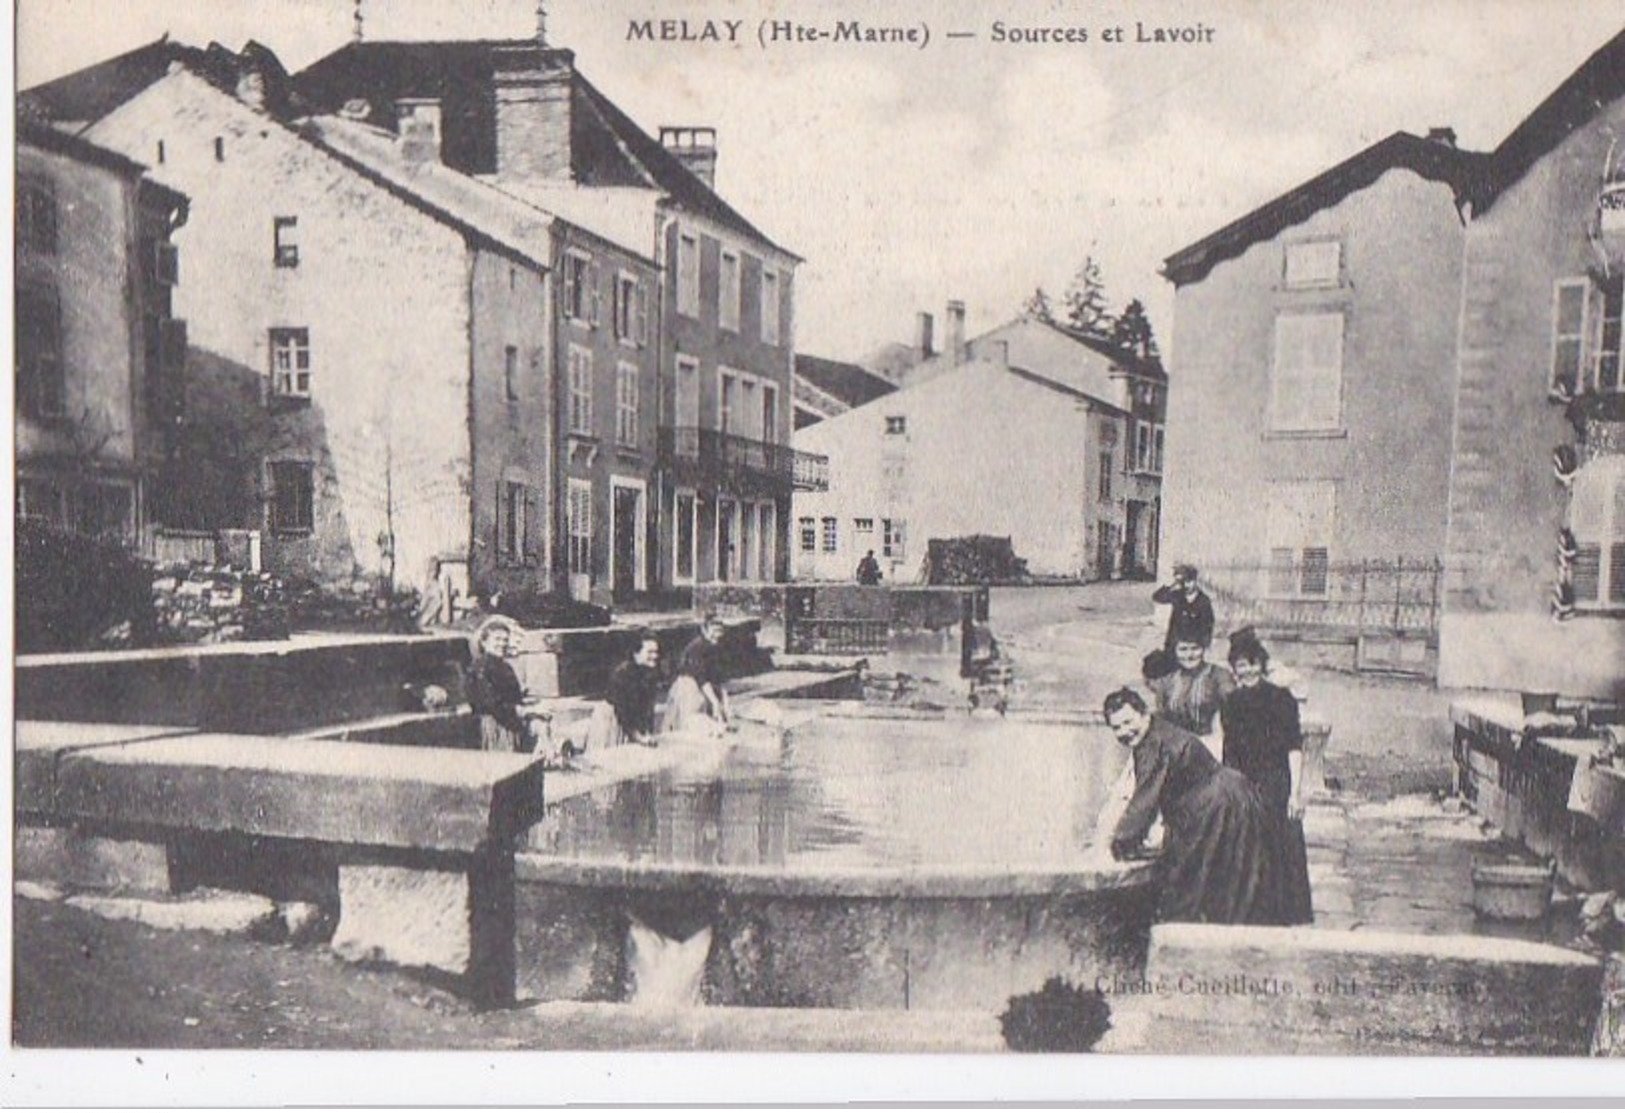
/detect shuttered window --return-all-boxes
[1271,313,1344,431]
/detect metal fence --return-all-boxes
[1201,557,1444,638]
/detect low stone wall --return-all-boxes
[512,873,1155,1011]
[691,584,787,624]
[149,567,290,645]
[16,635,470,734]
[1452,699,1625,893]
[1144,923,1602,1055]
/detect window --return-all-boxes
[1271,312,1344,431]
[567,480,593,575]
[882,519,906,561]
[568,346,593,434]
[152,241,179,286]
[720,250,741,331]
[1552,279,1590,396]
[885,415,907,435]
[613,272,648,344]
[616,362,640,447]
[18,178,57,255]
[821,517,838,554]
[761,268,780,345]
[1283,240,1341,288]
[1266,481,1335,598]
[268,461,314,534]
[799,517,817,553]
[855,517,875,534]
[498,480,527,563]
[564,252,599,325]
[675,491,697,581]
[503,345,520,402]
[17,286,64,419]
[676,230,700,318]
[273,216,299,268]
[757,502,776,581]
[1596,274,1623,395]
[1133,421,1165,474]
[675,356,700,428]
[1099,451,1113,502]
[270,328,312,397]
[719,369,738,434]
[1568,457,1625,609]
[214,136,225,162]
[761,384,779,444]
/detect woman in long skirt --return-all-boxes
[1105,687,1279,925]
[1220,631,1314,924]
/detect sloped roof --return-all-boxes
[1162,132,1488,287]
[299,114,555,268]
[292,40,796,257]
[22,36,301,124]
[794,354,898,410]
[488,180,659,264]
[1034,317,1168,382]
[1472,28,1625,213]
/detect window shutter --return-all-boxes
[589,262,602,326]
[635,281,649,345]
[563,261,578,320]
[1551,280,1588,395]
[525,486,541,565]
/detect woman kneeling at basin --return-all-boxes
[1105,687,1279,925]
[581,632,664,750]
[659,614,731,736]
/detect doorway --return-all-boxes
[717,497,736,582]
[610,478,646,601]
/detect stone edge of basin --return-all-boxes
[1152,922,1600,966]
[514,854,1157,899]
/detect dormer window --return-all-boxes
[885,415,907,435]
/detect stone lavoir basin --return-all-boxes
[513,710,1158,1011]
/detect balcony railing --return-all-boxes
[658,426,829,492]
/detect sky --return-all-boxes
[15,0,1625,363]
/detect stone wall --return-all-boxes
[17,635,470,733]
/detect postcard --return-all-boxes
[8,0,1625,1103]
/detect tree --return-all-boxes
[1022,287,1056,322]
[1109,298,1160,362]
[1062,256,1114,337]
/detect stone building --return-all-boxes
[821,310,1165,579]
[15,122,189,546]
[25,42,556,601]
[1440,30,1625,699]
[293,34,823,598]
[792,353,898,430]
[791,331,1137,583]
[1159,130,1482,633]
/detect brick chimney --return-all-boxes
[915,311,934,359]
[492,44,576,183]
[946,300,966,365]
[1426,126,1457,148]
[397,98,442,166]
[660,127,717,188]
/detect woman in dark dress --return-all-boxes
[467,617,528,752]
[1147,636,1234,761]
[1105,687,1279,925]
[1220,633,1314,925]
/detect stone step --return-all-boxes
[1144,924,1601,1055]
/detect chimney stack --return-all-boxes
[946,300,966,365]
[1426,126,1457,148]
[660,127,718,188]
[915,311,934,359]
[397,98,442,166]
[492,45,576,184]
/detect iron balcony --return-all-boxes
[658,426,830,492]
